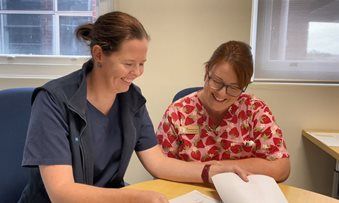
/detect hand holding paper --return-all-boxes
[212,172,288,203]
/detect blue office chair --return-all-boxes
[172,87,203,102]
[0,88,34,202]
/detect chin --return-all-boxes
[209,97,232,112]
[120,87,130,93]
[113,86,129,94]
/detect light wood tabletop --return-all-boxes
[125,179,339,203]
[302,130,339,160]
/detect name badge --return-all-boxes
[179,125,200,134]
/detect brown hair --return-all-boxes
[76,11,149,55]
[204,41,253,89]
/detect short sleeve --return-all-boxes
[156,105,181,159]
[251,100,289,160]
[22,90,72,167]
[134,105,158,152]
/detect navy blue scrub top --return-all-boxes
[22,90,157,187]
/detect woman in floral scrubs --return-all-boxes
[156,41,290,182]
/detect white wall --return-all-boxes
[0,78,48,89]
[2,0,338,197]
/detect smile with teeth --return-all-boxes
[212,93,227,102]
[122,77,133,83]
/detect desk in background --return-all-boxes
[125,179,338,203]
[302,130,339,199]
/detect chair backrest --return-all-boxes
[0,88,34,202]
[172,87,203,102]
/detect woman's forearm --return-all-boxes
[219,158,290,182]
[40,165,168,203]
[137,146,249,183]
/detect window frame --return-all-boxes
[0,0,114,79]
[250,0,339,84]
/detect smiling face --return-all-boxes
[91,38,148,94]
[200,61,241,114]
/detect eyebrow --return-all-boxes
[122,59,147,63]
[211,74,239,86]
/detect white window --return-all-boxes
[0,0,113,79]
[251,0,339,83]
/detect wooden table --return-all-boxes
[303,130,339,198]
[125,179,339,203]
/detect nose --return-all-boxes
[216,85,228,97]
[131,65,143,77]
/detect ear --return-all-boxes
[204,65,209,81]
[92,45,104,63]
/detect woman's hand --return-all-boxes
[209,161,250,182]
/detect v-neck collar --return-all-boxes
[87,97,119,119]
[196,92,240,132]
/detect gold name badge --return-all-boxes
[179,125,200,134]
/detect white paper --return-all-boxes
[169,190,221,203]
[310,132,339,147]
[212,173,288,203]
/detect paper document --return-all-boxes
[169,190,221,203]
[170,173,287,203]
[309,132,339,147]
[212,173,288,203]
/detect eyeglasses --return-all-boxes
[207,75,245,97]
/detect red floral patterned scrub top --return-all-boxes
[156,92,289,162]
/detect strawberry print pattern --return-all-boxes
[156,92,289,162]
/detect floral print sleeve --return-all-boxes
[251,99,289,160]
